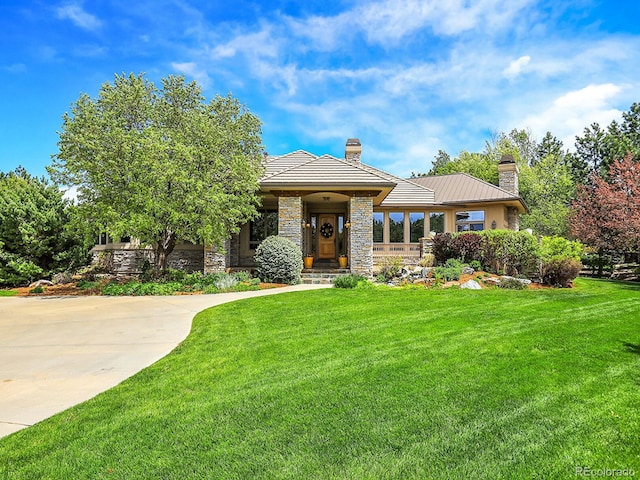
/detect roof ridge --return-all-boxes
[358,161,435,193]
[262,151,320,180]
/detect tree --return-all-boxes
[0,167,90,286]
[570,154,640,262]
[519,153,575,236]
[49,73,264,270]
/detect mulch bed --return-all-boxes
[6,282,289,297]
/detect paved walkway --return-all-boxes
[0,284,329,438]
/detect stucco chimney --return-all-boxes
[498,154,519,196]
[345,138,362,163]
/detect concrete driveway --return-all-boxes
[0,284,328,438]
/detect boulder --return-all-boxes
[462,266,475,275]
[460,279,482,290]
[500,275,531,285]
[29,279,53,288]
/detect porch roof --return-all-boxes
[262,152,436,206]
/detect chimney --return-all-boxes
[345,138,362,163]
[498,154,519,196]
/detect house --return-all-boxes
[93,139,525,277]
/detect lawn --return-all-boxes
[1,278,639,479]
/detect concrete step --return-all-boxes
[300,269,349,284]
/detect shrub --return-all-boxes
[499,277,526,290]
[433,259,463,282]
[379,256,404,280]
[541,258,582,287]
[419,254,435,268]
[333,274,367,289]
[432,233,454,265]
[540,236,584,262]
[213,275,238,291]
[231,271,252,282]
[480,230,540,276]
[29,286,44,294]
[451,232,483,264]
[254,235,303,284]
[470,260,482,271]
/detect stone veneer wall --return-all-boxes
[507,206,520,231]
[348,196,373,277]
[498,163,519,196]
[204,240,231,274]
[91,245,204,275]
[278,195,303,248]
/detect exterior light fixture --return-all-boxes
[491,220,497,229]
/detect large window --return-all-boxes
[456,210,485,231]
[373,212,384,243]
[429,212,445,234]
[250,211,278,248]
[389,212,404,243]
[409,212,425,242]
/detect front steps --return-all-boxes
[301,268,349,284]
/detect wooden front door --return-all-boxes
[318,214,336,259]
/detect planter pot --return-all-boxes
[338,256,348,269]
[304,256,314,269]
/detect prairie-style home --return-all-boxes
[93,139,525,277]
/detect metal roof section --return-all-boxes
[409,173,520,203]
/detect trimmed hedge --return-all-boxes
[254,235,303,284]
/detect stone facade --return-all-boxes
[498,155,519,196]
[419,237,434,256]
[345,138,362,163]
[204,240,230,274]
[507,206,520,231]
[278,195,303,248]
[91,245,204,275]
[348,196,373,277]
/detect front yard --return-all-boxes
[1,278,638,478]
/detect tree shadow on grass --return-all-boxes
[622,342,640,356]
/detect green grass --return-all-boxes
[0,289,17,296]
[1,278,639,479]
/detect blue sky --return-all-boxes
[1,0,639,178]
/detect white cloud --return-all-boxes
[2,63,27,74]
[210,28,279,60]
[519,83,627,148]
[503,55,531,80]
[56,2,101,31]
[171,62,211,89]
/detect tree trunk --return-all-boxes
[597,247,604,278]
[154,229,177,271]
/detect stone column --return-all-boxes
[348,196,373,277]
[507,206,520,231]
[278,195,303,249]
[204,239,230,274]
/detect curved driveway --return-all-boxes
[0,284,328,438]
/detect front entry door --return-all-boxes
[318,214,337,259]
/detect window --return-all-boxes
[338,215,346,255]
[409,212,425,242]
[373,212,384,243]
[250,211,278,248]
[389,212,404,243]
[429,212,445,234]
[120,236,131,243]
[456,210,485,232]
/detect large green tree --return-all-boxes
[0,167,90,286]
[49,73,264,270]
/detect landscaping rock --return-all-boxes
[29,280,53,288]
[460,279,482,290]
[483,277,501,286]
[462,266,475,275]
[501,275,531,285]
[53,272,73,284]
